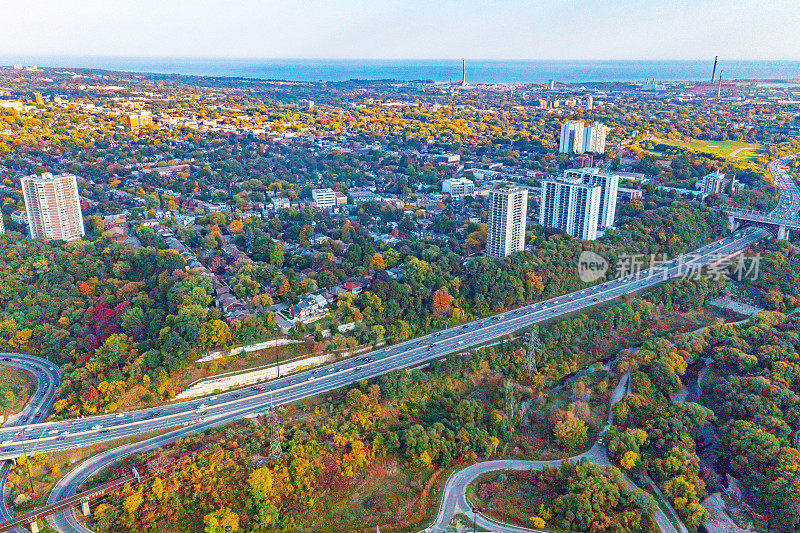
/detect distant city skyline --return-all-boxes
[3,0,800,61]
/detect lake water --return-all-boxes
[3,57,800,84]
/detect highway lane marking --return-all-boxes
[0,230,770,455]
[0,232,765,450]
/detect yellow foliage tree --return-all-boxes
[247,466,274,503]
[419,450,433,466]
[123,489,144,514]
[204,507,239,533]
[621,450,638,470]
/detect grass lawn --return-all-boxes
[304,455,443,532]
[467,468,660,533]
[0,366,35,420]
[652,137,764,162]
[9,427,174,515]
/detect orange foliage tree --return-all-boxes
[431,288,454,314]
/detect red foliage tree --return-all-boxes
[431,288,454,313]
[81,385,98,404]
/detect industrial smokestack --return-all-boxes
[711,56,718,82]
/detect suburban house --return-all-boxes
[291,294,328,320]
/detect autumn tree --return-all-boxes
[230,219,244,233]
[431,288,454,314]
[204,507,239,533]
[550,410,587,453]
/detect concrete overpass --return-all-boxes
[725,208,800,240]
[725,153,800,240]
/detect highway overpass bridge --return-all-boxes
[725,208,800,240]
[0,154,797,533]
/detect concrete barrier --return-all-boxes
[176,352,336,399]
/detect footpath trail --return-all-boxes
[422,371,682,533]
[44,153,800,533]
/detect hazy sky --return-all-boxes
[4,0,800,60]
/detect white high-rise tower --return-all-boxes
[539,175,602,240]
[582,121,609,154]
[20,173,85,241]
[559,121,584,154]
[487,186,528,257]
[564,168,619,228]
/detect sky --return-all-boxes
[3,0,800,60]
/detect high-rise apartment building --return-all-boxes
[564,167,619,228]
[559,121,584,154]
[486,186,528,257]
[698,171,740,195]
[582,121,609,153]
[559,120,609,154]
[21,172,85,241]
[539,175,602,240]
[312,188,337,209]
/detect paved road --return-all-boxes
[768,155,800,220]
[0,228,770,463]
[0,353,61,533]
[425,372,681,533]
[726,155,800,232]
[29,157,800,532]
[32,228,767,533]
[426,372,673,533]
[47,412,250,533]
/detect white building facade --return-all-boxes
[539,175,601,240]
[442,177,475,198]
[559,120,609,154]
[563,168,619,228]
[487,187,528,257]
[582,122,609,154]
[312,188,337,209]
[559,121,584,154]
[20,173,85,241]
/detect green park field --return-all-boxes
[653,138,764,162]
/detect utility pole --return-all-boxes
[524,328,542,376]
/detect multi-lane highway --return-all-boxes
[3,155,796,533]
[36,227,765,533]
[768,155,800,219]
[0,354,61,532]
[0,226,771,463]
[726,155,800,231]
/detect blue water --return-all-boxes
[3,57,800,83]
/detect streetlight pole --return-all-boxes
[472,507,478,533]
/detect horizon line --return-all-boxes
[3,55,800,63]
